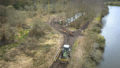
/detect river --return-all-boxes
[98,6,120,68]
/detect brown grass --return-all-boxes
[67,37,86,68]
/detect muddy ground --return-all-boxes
[49,19,90,68]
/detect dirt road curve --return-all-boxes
[49,19,89,68]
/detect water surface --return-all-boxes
[99,6,120,68]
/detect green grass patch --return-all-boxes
[72,39,79,52]
[95,15,101,22]
[15,29,30,41]
[96,34,105,47]
[67,27,77,31]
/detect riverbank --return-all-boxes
[80,6,109,68]
[105,1,120,6]
[67,7,109,68]
[82,15,105,68]
[67,16,104,68]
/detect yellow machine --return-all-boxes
[59,44,71,63]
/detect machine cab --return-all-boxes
[61,44,71,58]
[63,44,70,51]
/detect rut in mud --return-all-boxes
[49,19,90,68]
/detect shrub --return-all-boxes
[91,27,101,33]
[0,5,6,17]
[29,19,51,39]
[96,34,105,48]
[0,5,27,45]
[6,6,26,27]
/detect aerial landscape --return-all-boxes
[0,0,120,68]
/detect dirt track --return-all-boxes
[49,19,89,68]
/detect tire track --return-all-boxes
[49,18,89,68]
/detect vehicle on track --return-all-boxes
[59,44,71,64]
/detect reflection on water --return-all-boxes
[99,6,120,68]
